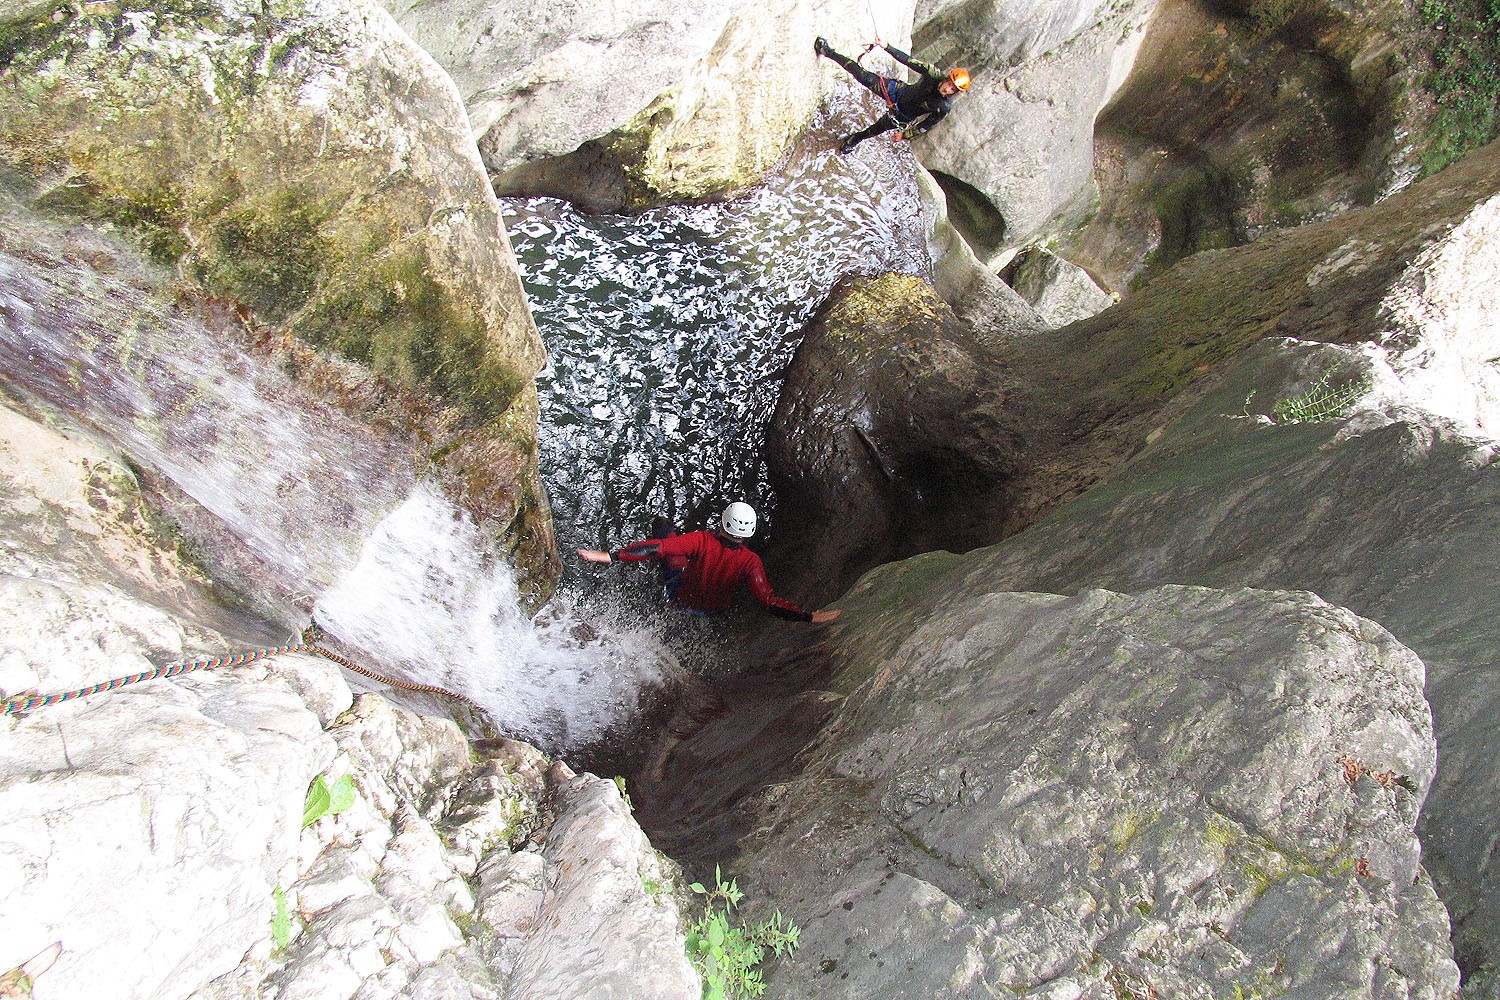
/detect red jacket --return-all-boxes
[615,531,812,620]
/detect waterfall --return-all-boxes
[0,190,676,755]
[312,484,676,750]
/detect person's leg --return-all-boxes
[814,37,885,94]
[838,113,900,153]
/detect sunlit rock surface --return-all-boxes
[376,0,732,178]
[1001,247,1116,327]
[489,0,914,211]
[913,0,1157,260]
[726,584,1458,998]
[0,397,696,999]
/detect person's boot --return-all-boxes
[838,135,859,155]
[814,36,832,57]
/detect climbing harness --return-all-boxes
[1,642,482,717]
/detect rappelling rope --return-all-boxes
[310,645,484,711]
[1,643,481,717]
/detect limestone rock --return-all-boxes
[506,774,699,999]
[376,0,735,178]
[0,0,558,601]
[1062,0,1429,292]
[913,0,1160,259]
[0,397,696,1000]
[1000,246,1116,327]
[491,0,903,212]
[730,584,1458,998]
[862,140,1500,986]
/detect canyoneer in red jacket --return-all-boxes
[577,502,841,624]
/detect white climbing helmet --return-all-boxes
[720,501,757,539]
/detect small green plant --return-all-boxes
[301,772,358,828]
[1269,373,1369,424]
[685,867,800,999]
[1418,0,1500,173]
[271,885,293,950]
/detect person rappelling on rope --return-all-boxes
[577,502,841,624]
[814,35,970,154]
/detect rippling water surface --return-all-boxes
[503,121,932,554]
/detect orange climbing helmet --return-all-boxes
[948,67,971,91]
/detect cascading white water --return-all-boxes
[0,188,679,755]
[312,484,679,749]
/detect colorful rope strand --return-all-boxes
[2,643,479,716]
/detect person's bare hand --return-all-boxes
[811,609,842,624]
[577,549,612,564]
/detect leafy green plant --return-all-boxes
[271,885,293,950]
[685,867,800,999]
[613,774,633,810]
[1418,0,1500,173]
[301,772,358,829]
[1269,373,1369,424]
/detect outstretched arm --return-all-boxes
[881,42,945,80]
[743,560,843,623]
[578,536,672,564]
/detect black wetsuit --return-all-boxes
[821,42,955,151]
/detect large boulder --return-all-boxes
[376,0,733,180]
[684,583,1460,997]
[764,272,1045,604]
[0,0,558,601]
[489,0,914,212]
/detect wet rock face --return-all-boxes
[0,0,558,599]
[734,584,1459,999]
[1064,0,1423,293]
[764,274,1037,603]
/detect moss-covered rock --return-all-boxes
[764,273,1045,605]
[0,0,559,598]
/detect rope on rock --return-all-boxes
[1,642,480,717]
[310,645,484,711]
